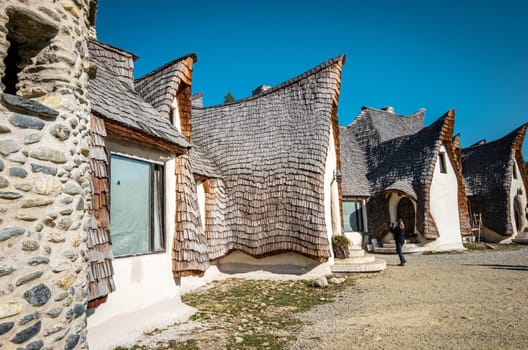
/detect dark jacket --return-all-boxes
[390,225,406,244]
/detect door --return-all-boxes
[397,197,415,234]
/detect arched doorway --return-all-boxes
[397,197,415,234]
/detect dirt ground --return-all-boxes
[291,246,528,350]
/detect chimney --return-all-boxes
[381,106,394,113]
[252,84,271,96]
[191,92,204,108]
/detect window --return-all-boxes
[513,162,518,179]
[110,154,164,257]
[438,152,447,174]
[343,200,364,232]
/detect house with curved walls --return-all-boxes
[461,124,528,242]
[340,107,471,252]
[180,55,347,274]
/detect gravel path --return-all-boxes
[291,247,528,350]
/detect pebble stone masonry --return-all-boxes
[0,0,97,349]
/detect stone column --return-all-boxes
[0,1,96,349]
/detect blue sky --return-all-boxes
[96,0,528,158]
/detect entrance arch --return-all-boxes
[397,197,415,234]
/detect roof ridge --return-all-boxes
[135,53,198,83]
[89,38,139,60]
[193,54,346,110]
[342,107,425,128]
[462,123,528,151]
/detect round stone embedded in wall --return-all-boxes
[0,191,22,200]
[28,257,50,266]
[64,333,80,350]
[9,167,28,178]
[29,147,67,164]
[24,133,42,145]
[50,123,71,141]
[23,284,51,306]
[0,227,25,241]
[9,114,45,130]
[0,265,16,277]
[21,240,40,252]
[16,271,44,286]
[0,300,24,319]
[10,320,41,344]
[0,175,8,188]
[0,321,14,335]
[0,139,19,156]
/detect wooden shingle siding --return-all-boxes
[462,124,528,236]
[173,155,209,277]
[189,56,346,262]
[87,115,115,308]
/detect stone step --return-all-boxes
[374,245,426,254]
[332,258,387,273]
[382,243,421,249]
[348,248,366,257]
[339,255,376,264]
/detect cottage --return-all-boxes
[340,107,471,252]
[176,55,348,274]
[461,124,528,242]
[85,39,201,348]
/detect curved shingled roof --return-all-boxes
[135,54,197,120]
[189,55,345,261]
[340,108,465,239]
[462,124,528,236]
[88,40,190,149]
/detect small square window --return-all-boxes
[439,152,447,174]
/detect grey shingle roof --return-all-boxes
[339,126,370,197]
[340,108,462,239]
[135,54,197,120]
[461,124,528,236]
[189,55,346,260]
[88,40,190,149]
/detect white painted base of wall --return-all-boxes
[87,297,196,350]
[88,251,330,349]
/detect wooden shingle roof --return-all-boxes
[189,55,346,260]
[88,40,190,150]
[462,124,528,236]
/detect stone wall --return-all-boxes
[0,1,96,349]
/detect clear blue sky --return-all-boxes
[96,0,528,158]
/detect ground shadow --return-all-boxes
[464,263,528,271]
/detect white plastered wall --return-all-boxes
[510,158,528,236]
[87,141,194,350]
[324,127,341,262]
[196,181,206,230]
[428,144,464,251]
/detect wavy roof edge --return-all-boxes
[135,53,198,83]
[341,106,426,129]
[462,123,528,152]
[192,54,346,110]
[89,38,139,61]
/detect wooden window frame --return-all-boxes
[109,153,166,258]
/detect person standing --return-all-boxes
[390,218,406,266]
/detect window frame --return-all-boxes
[343,199,365,232]
[109,152,166,258]
[438,152,447,174]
